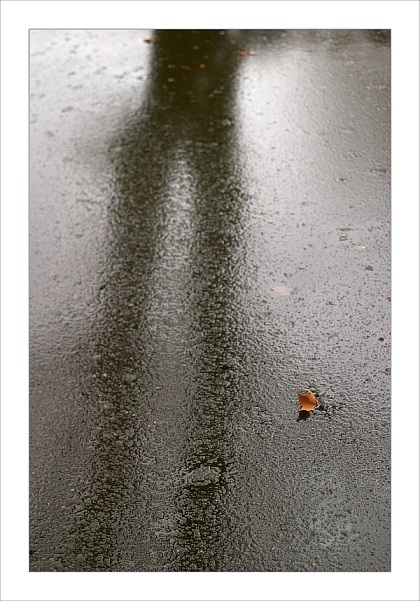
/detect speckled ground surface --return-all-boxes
[30,29,390,572]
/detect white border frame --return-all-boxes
[1,2,419,600]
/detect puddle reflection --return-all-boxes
[79,30,253,571]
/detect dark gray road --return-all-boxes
[30,29,391,572]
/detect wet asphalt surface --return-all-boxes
[30,30,391,572]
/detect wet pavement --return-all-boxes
[30,29,391,572]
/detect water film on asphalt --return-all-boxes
[30,29,391,572]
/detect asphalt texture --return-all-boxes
[30,29,391,572]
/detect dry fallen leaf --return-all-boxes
[297,389,317,412]
[143,38,154,44]
[273,285,294,296]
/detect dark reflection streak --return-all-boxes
[147,30,251,572]
[74,29,251,571]
[166,43,249,570]
[72,54,179,570]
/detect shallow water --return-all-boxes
[30,29,391,572]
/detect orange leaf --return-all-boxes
[297,389,317,412]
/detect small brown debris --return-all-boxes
[237,50,253,57]
[198,63,206,69]
[143,38,154,44]
[297,389,317,412]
